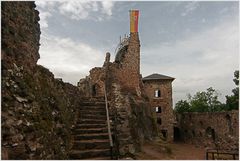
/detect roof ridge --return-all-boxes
[142,73,175,81]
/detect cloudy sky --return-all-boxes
[35,0,239,106]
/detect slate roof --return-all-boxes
[142,73,175,81]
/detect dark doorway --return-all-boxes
[174,127,181,142]
[211,129,216,141]
[161,130,167,140]
[226,114,233,135]
[92,84,97,96]
[157,118,162,125]
[206,127,216,141]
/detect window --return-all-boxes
[157,118,162,125]
[155,106,162,113]
[154,89,161,97]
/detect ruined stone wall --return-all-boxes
[176,111,239,150]
[1,2,82,159]
[108,83,158,159]
[102,33,158,158]
[77,33,142,98]
[112,33,142,96]
[75,19,158,159]
[89,67,105,96]
[143,80,174,142]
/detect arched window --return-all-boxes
[155,106,162,113]
[155,89,161,97]
[226,114,233,135]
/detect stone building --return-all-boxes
[142,73,175,142]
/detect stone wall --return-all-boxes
[89,67,105,97]
[176,111,239,150]
[108,83,158,159]
[105,32,158,158]
[77,32,158,158]
[111,33,142,96]
[1,2,82,159]
[143,80,174,142]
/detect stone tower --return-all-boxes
[128,10,140,74]
[113,10,141,95]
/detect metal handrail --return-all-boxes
[104,85,113,158]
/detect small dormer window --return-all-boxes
[156,106,162,113]
[155,89,161,97]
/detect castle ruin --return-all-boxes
[1,1,238,160]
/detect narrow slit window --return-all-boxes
[156,106,162,113]
[157,118,162,125]
[155,89,161,97]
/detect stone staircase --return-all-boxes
[69,97,112,160]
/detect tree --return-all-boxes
[174,87,223,113]
[175,100,191,113]
[226,70,239,110]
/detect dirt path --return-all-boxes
[135,140,206,160]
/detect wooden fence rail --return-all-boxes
[206,149,239,160]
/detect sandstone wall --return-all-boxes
[108,83,158,159]
[143,80,174,142]
[75,15,158,159]
[112,33,142,96]
[1,2,81,159]
[176,111,239,150]
[89,67,105,96]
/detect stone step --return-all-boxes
[80,102,105,106]
[75,123,107,129]
[79,114,107,120]
[72,139,110,150]
[80,105,106,110]
[74,133,109,140]
[73,127,108,134]
[81,96,105,101]
[69,149,111,159]
[79,110,106,115]
[77,119,106,124]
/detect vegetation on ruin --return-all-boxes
[175,70,239,113]
[226,70,239,111]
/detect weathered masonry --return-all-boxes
[175,111,239,150]
[142,73,175,142]
[77,10,158,159]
